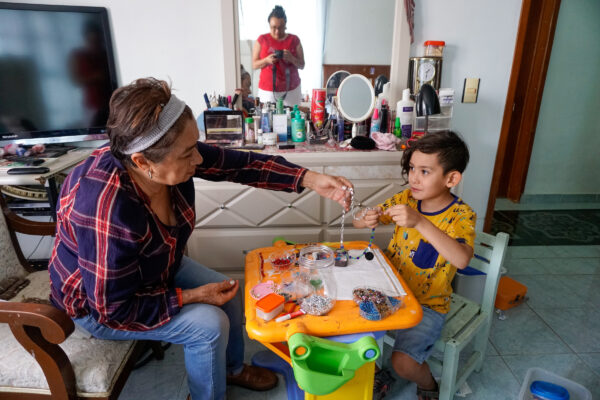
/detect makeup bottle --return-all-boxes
[336,109,345,142]
[380,100,389,133]
[370,108,381,134]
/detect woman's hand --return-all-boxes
[282,50,295,64]
[301,171,353,210]
[182,280,239,306]
[384,205,424,228]
[264,53,277,66]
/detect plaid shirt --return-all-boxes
[49,143,307,331]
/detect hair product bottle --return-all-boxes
[397,89,415,139]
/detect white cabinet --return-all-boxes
[188,150,406,275]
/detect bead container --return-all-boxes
[298,245,336,315]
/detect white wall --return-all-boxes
[323,0,394,65]
[412,0,522,228]
[524,0,600,195]
[7,0,229,118]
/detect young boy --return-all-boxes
[353,130,476,400]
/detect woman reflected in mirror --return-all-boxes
[252,5,304,106]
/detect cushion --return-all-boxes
[0,324,136,395]
[1,271,136,395]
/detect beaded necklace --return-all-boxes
[335,187,375,264]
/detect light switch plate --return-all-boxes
[462,78,480,103]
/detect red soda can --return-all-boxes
[311,88,326,129]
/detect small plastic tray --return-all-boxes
[268,249,296,271]
[518,367,591,400]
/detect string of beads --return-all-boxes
[338,187,375,260]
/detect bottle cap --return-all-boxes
[373,108,379,119]
[402,88,411,101]
[395,117,400,127]
[424,40,445,46]
[245,117,253,123]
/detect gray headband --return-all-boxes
[122,94,186,154]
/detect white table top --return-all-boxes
[0,148,93,186]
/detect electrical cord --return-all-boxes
[25,215,52,260]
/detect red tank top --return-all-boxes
[257,33,301,92]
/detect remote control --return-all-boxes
[6,167,50,175]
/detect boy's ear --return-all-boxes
[445,170,462,188]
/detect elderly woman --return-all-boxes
[252,5,304,106]
[48,78,351,400]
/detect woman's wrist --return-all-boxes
[300,170,317,190]
[181,287,205,305]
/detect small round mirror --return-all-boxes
[337,74,375,123]
[325,70,350,105]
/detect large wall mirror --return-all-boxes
[237,0,395,101]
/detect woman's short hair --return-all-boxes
[268,5,287,23]
[107,77,194,167]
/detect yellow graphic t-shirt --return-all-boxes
[377,189,476,313]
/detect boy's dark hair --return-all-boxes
[268,5,287,23]
[401,130,470,180]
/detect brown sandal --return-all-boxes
[226,364,278,391]
[417,381,439,400]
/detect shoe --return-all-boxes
[373,368,395,400]
[226,364,278,391]
[417,378,439,400]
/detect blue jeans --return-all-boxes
[74,256,244,400]
[392,305,446,364]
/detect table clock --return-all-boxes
[408,56,443,94]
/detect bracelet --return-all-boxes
[175,288,183,308]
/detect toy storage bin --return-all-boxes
[518,367,591,400]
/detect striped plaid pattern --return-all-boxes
[49,143,306,331]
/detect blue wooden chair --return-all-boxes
[383,231,509,400]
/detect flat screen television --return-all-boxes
[0,2,118,146]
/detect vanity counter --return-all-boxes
[188,146,406,277]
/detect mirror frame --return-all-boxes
[337,74,376,122]
[221,0,410,106]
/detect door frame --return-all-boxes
[483,0,562,232]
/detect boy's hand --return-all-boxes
[384,205,423,228]
[359,207,382,229]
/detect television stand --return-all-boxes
[0,148,93,220]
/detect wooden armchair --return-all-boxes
[0,193,146,400]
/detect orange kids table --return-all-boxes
[244,241,423,366]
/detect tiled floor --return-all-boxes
[119,199,600,399]
[119,243,600,400]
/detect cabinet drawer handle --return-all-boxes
[220,204,226,210]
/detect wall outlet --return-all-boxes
[462,78,480,103]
